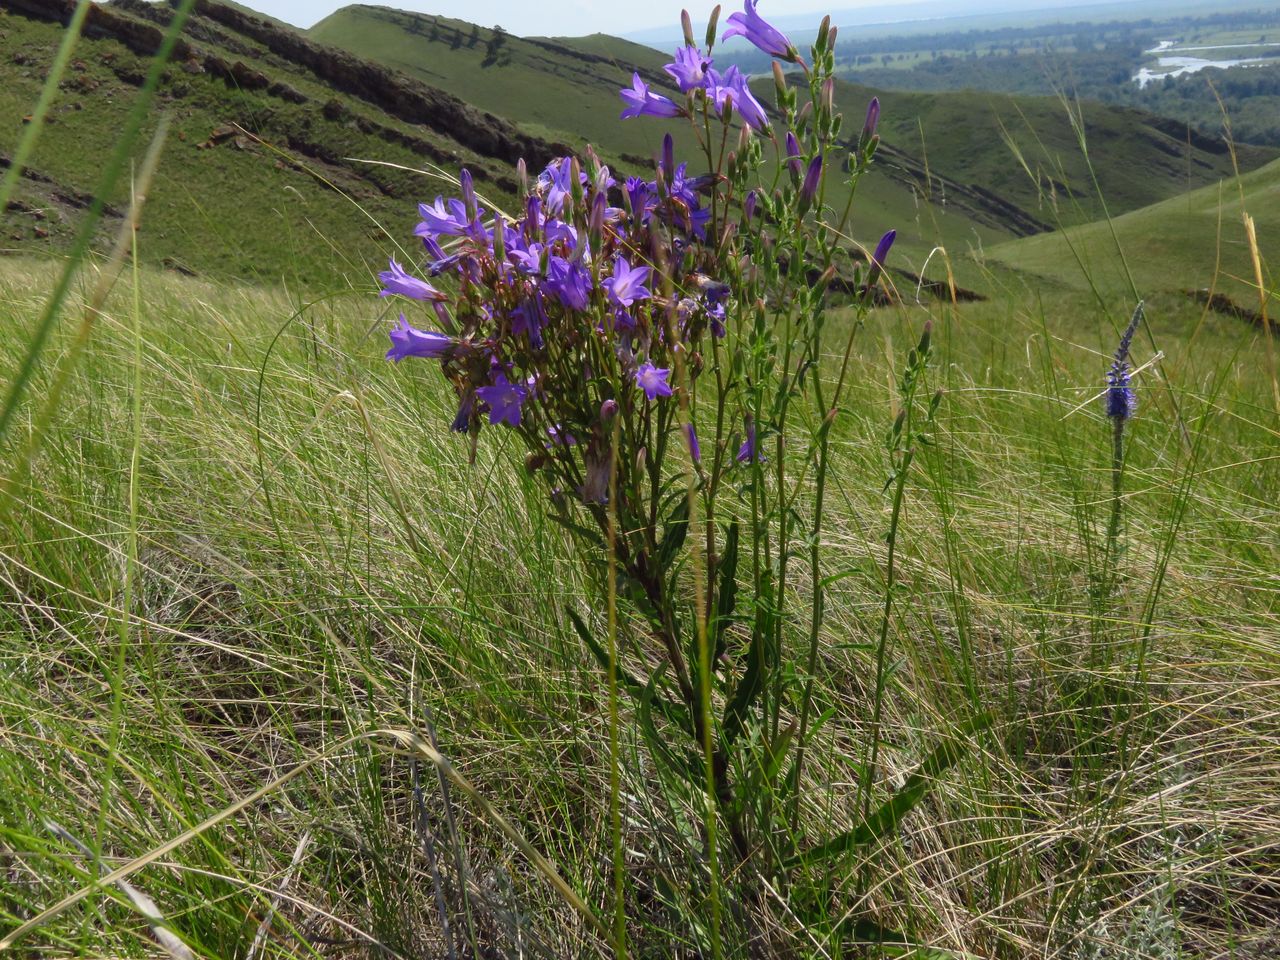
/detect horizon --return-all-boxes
[230,0,1161,40]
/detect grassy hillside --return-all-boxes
[0,0,557,287]
[985,155,1280,303]
[307,5,679,163]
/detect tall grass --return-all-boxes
[0,232,1276,955]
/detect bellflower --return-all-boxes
[604,257,653,309]
[722,0,798,62]
[737,417,764,463]
[546,256,592,311]
[620,73,683,120]
[635,361,673,400]
[710,66,769,131]
[416,197,472,238]
[475,372,529,427]
[385,314,453,363]
[665,45,713,92]
[378,259,445,301]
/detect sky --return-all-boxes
[245,0,878,39]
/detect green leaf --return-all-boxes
[788,711,992,868]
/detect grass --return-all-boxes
[0,211,1276,954]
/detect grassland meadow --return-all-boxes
[0,1,1277,958]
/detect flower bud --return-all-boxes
[491,213,505,260]
[516,157,528,198]
[816,14,830,51]
[828,25,838,45]
[459,168,477,218]
[872,229,896,271]
[662,133,675,178]
[681,8,695,46]
[917,319,932,356]
[600,398,618,421]
[772,61,787,100]
[705,4,721,49]
[796,101,813,128]
[785,131,803,177]
[587,191,606,244]
[798,155,822,211]
[635,446,647,474]
[683,423,701,464]
[863,96,880,139]
[744,190,758,221]
[821,77,835,116]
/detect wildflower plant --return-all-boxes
[375,3,979,949]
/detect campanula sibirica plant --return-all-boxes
[374,4,977,952]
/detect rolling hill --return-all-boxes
[984,154,1279,304]
[0,0,1273,293]
[304,4,1274,276]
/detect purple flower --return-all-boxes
[683,423,701,463]
[378,259,445,301]
[708,300,727,338]
[744,190,758,221]
[1105,305,1142,421]
[475,372,529,427]
[546,256,591,311]
[415,197,472,239]
[620,73,682,120]
[665,46,712,92]
[635,361,673,401]
[451,395,474,432]
[510,297,547,348]
[800,155,822,207]
[604,257,652,308]
[736,417,764,463]
[709,66,769,131]
[539,157,584,217]
[625,176,652,221]
[722,0,797,62]
[863,96,881,138]
[385,314,453,363]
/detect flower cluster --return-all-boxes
[620,8,785,131]
[378,146,728,505]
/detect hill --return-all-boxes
[0,0,564,286]
[305,4,1274,275]
[0,0,1274,292]
[984,154,1279,304]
